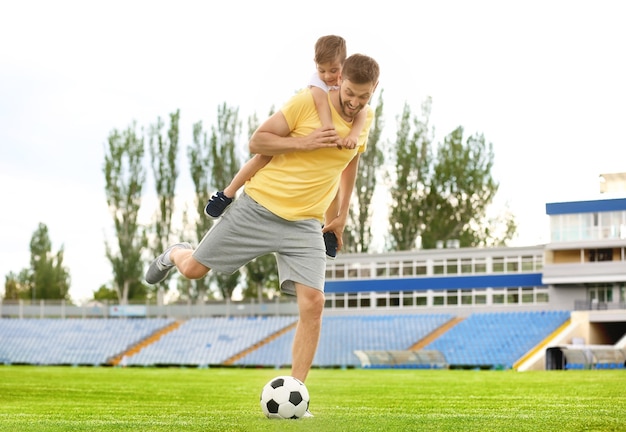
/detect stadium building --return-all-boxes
[1,174,625,370]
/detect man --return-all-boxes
[145,53,379,395]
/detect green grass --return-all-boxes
[0,366,624,431]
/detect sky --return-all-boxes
[1,0,625,304]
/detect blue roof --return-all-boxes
[325,273,544,293]
[545,198,626,215]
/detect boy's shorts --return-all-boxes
[193,192,326,295]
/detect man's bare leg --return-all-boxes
[170,247,210,280]
[291,283,325,382]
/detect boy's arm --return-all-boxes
[342,109,368,150]
[310,86,334,129]
[223,154,271,198]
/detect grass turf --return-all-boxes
[0,366,624,431]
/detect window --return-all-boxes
[506,260,519,272]
[461,290,473,305]
[447,290,458,305]
[461,258,473,274]
[536,291,549,303]
[522,288,534,303]
[589,249,613,262]
[433,260,445,275]
[507,288,520,304]
[402,261,414,276]
[446,259,459,274]
[474,259,487,273]
[492,258,505,272]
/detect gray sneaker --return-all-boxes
[302,410,314,418]
[145,242,192,284]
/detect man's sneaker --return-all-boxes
[204,191,233,218]
[323,231,338,259]
[303,410,314,418]
[145,242,192,284]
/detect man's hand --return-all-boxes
[301,126,342,151]
[322,217,346,252]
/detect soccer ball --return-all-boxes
[260,376,310,419]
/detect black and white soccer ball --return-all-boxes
[260,375,310,419]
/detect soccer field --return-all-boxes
[0,366,624,431]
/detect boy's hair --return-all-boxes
[341,54,380,85]
[314,35,347,65]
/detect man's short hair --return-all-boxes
[341,54,380,85]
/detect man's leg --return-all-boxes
[170,247,210,280]
[291,283,325,382]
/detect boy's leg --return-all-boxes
[291,283,325,383]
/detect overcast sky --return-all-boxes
[1,0,624,303]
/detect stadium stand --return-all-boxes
[235,314,454,368]
[0,311,611,371]
[424,311,571,369]
[0,318,173,366]
[124,316,298,367]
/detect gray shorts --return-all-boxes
[193,193,326,295]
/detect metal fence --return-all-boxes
[0,298,299,319]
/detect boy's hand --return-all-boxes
[341,136,358,150]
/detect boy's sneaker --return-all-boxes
[323,230,338,259]
[204,191,233,218]
[145,242,192,284]
[303,410,314,418]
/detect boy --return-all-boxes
[204,35,367,258]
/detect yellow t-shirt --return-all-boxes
[245,88,373,222]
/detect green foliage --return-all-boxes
[389,99,433,250]
[344,91,385,254]
[187,121,214,301]
[188,103,243,300]
[3,224,70,301]
[0,367,623,431]
[388,99,513,250]
[29,223,71,300]
[2,272,22,300]
[148,110,181,297]
[103,123,148,303]
[241,254,280,301]
[241,113,279,301]
[421,126,501,248]
[92,285,118,301]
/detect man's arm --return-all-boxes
[323,153,360,251]
[249,111,342,156]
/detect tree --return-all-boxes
[343,91,385,253]
[241,109,280,301]
[421,126,512,248]
[188,103,242,300]
[209,104,243,300]
[387,97,514,250]
[3,272,21,300]
[148,109,181,299]
[240,254,280,302]
[29,223,70,300]
[187,121,215,301]
[103,123,148,304]
[2,223,71,301]
[388,98,434,250]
